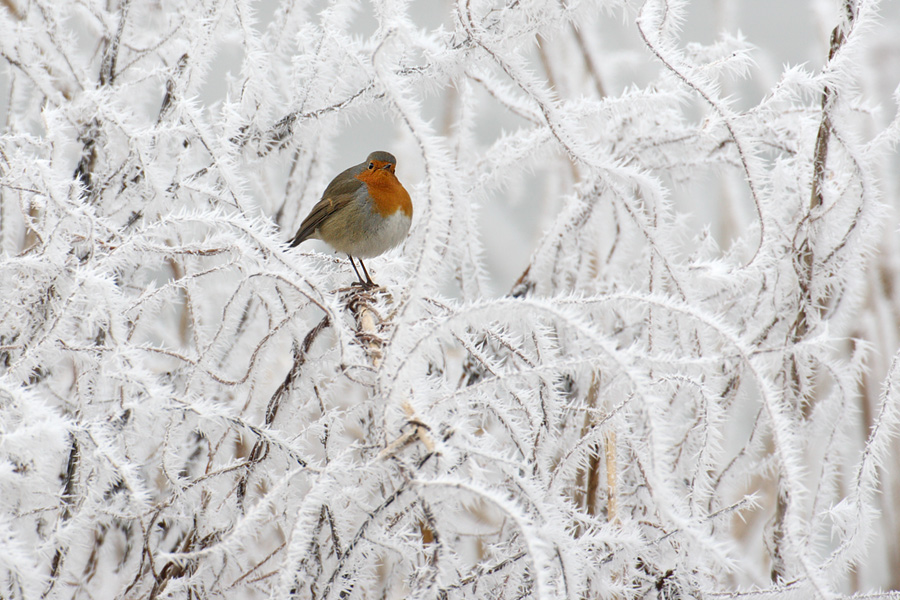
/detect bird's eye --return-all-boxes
[368,162,375,170]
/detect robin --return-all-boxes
[289,151,412,287]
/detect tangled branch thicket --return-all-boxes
[2,0,900,598]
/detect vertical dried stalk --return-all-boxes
[581,371,617,523]
[45,436,80,596]
[579,373,600,515]
[358,303,383,366]
[346,288,384,365]
[773,0,855,582]
[605,430,618,524]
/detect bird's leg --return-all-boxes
[348,256,365,284]
[358,259,376,288]
[349,256,376,288]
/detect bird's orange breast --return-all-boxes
[356,170,413,218]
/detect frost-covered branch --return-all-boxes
[1,0,899,598]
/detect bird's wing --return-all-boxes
[321,162,366,200]
[289,163,365,247]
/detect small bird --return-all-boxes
[289,151,412,287]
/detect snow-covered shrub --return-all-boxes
[1,0,899,598]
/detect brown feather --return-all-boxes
[288,162,365,247]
